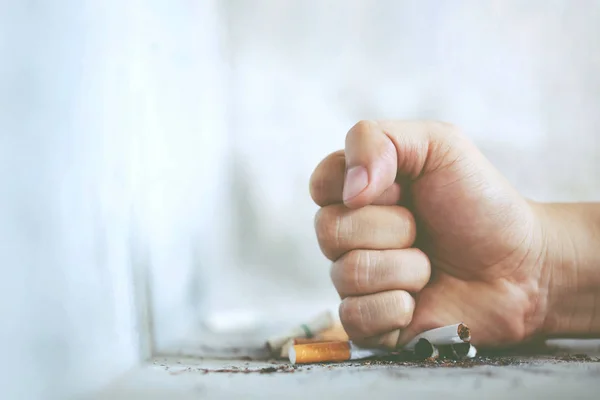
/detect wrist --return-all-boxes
[534,202,600,338]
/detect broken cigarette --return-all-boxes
[414,339,477,360]
[414,338,440,359]
[288,341,388,365]
[449,342,477,359]
[404,323,471,351]
[267,311,335,353]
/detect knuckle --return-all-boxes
[396,291,415,322]
[309,152,344,204]
[377,330,402,349]
[396,207,417,246]
[410,248,432,288]
[333,250,372,296]
[314,206,342,259]
[339,298,367,335]
[348,120,375,141]
[382,291,413,329]
[308,171,323,203]
[426,121,466,163]
[406,212,417,244]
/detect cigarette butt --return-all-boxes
[267,311,335,353]
[294,338,335,345]
[404,323,471,350]
[289,341,351,364]
[289,341,389,365]
[316,324,349,341]
[279,338,335,359]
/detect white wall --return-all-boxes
[0,0,230,398]
[0,2,140,398]
[128,0,231,351]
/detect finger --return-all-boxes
[351,331,403,349]
[315,204,416,261]
[309,150,345,207]
[330,248,431,298]
[339,290,414,342]
[371,183,402,206]
[343,120,463,208]
[310,150,402,207]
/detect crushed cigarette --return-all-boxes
[449,343,477,359]
[408,324,477,360]
[414,338,440,359]
[457,324,471,341]
[404,323,471,351]
[413,339,478,360]
[288,341,388,365]
[266,311,335,353]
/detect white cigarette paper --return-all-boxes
[404,323,471,351]
[451,343,477,359]
[465,344,477,358]
[267,311,334,352]
[347,343,389,361]
[279,339,294,358]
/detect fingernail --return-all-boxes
[343,166,369,202]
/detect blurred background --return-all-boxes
[1,0,599,399]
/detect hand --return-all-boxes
[309,120,551,348]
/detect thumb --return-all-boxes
[343,120,446,209]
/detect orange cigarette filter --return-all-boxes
[289,341,351,364]
[279,338,336,358]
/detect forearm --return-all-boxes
[537,202,600,337]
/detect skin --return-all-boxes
[309,120,600,349]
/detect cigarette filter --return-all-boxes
[404,323,471,351]
[267,311,335,352]
[289,341,388,365]
[279,338,335,359]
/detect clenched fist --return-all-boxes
[309,120,597,349]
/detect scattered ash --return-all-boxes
[477,342,558,357]
[554,354,600,362]
[353,354,524,368]
[171,350,600,375]
[351,351,600,368]
[195,365,297,375]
